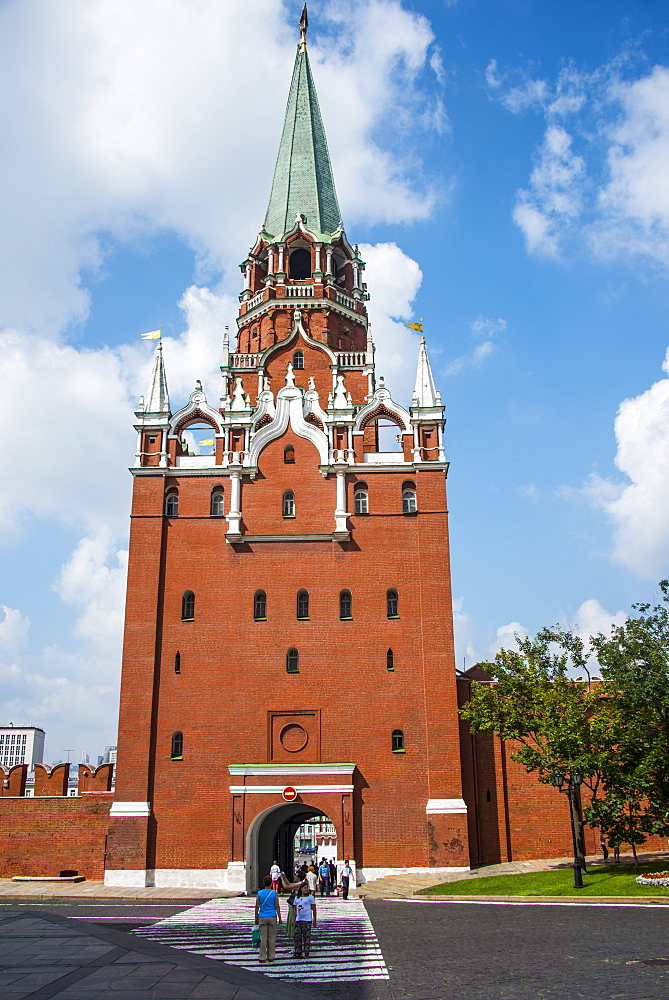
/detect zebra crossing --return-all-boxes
[132,895,389,984]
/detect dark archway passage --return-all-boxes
[245,802,336,895]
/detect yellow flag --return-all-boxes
[404,320,423,332]
[141,329,162,340]
[198,439,214,446]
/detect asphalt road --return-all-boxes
[3,897,669,999]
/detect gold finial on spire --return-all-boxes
[299,4,308,52]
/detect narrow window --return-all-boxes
[386,649,394,671]
[254,590,267,621]
[284,445,295,464]
[392,729,405,753]
[354,487,368,515]
[293,350,304,370]
[171,732,183,759]
[286,648,299,673]
[387,589,399,618]
[182,591,195,621]
[165,491,179,516]
[283,491,295,517]
[297,590,310,620]
[340,590,352,620]
[211,491,224,516]
[174,652,181,674]
[402,488,417,514]
[289,248,311,280]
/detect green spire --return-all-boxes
[263,13,342,243]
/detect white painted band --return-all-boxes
[426,798,467,814]
[229,784,353,795]
[109,801,151,817]
[228,764,355,776]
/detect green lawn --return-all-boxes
[420,864,669,897]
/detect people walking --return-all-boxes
[341,859,354,900]
[254,876,282,964]
[318,858,331,896]
[270,860,281,892]
[306,865,318,894]
[293,882,317,959]
[328,859,337,893]
[599,835,609,861]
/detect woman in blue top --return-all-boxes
[254,875,282,963]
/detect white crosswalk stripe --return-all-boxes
[132,895,389,982]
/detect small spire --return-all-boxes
[413,336,440,407]
[144,341,170,414]
[299,4,308,52]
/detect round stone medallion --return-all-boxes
[280,723,308,752]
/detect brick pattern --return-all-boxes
[0,794,112,878]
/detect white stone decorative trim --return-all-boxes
[104,869,152,887]
[229,784,353,794]
[426,798,467,814]
[356,866,469,885]
[229,764,355,776]
[109,801,151,817]
[248,383,329,465]
[354,386,411,434]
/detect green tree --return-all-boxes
[588,581,669,866]
[460,585,669,868]
[458,629,619,867]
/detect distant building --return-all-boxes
[102,745,117,765]
[0,726,44,771]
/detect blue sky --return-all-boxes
[0,0,667,761]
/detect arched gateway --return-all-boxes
[104,9,468,891]
[246,802,337,895]
[228,764,354,895]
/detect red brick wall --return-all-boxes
[111,448,466,876]
[0,794,112,878]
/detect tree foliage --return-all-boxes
[459,583,669,857]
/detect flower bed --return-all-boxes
[636,871,669,887]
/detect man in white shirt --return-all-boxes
[341,859,354,900]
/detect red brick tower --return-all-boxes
[105,8,468,890]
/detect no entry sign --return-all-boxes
[282,786,298,801]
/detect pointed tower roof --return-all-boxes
[144,341,170,415]
[413,337,440,407]
[262,7,342,243]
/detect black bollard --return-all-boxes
[572,863,584,889]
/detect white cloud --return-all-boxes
[487,621,529,660]
[584,348,669,578]
[452,597,477,670]
[444,315,505,376]
[0,607,30,657]
[0,0,442,334]
[490,56,669,268]
[360,242,424,404]
[513,125,585,258]
[570,598,627,645]
[593,66,669,267]
[54,530,128,647]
